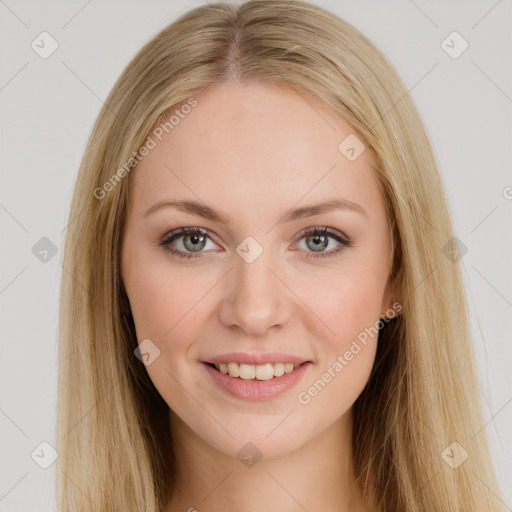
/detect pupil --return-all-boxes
[309,234,327,252]
[185,233,205,252]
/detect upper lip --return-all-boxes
[204,352,311,365]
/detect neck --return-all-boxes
[164,407,370,512]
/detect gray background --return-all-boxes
[0,0,511,509]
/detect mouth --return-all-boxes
[204,361,309,381]
[202,359,313,401]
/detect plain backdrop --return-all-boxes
[0,0,511,509]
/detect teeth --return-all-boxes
[255,364,273,380]
[239,363,256,380]
[214,362,302,380]
[227,362,239,377]
[273,362,285,377]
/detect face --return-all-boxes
[121,81,397,460]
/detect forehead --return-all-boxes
[129,81,383,218]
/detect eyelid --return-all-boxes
[159,225,352,259]
[160,226,348,244]
[292,226,349,245]
[290,226,352,259]
[160,226,221,249]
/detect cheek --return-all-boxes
[125,248,189,335]
[297,339,377,426]
[295,273,381,418]
[292,265,383,408]
[303,266,384,345]
[125,268,177,340]
[124,250,222,360]
[124,255,209,403]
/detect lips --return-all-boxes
[202,360,312,400]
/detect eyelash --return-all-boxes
[158,226,353,260]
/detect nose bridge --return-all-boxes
[218,239,290,335]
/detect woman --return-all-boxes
[57,1,505,510]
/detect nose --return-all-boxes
[217,245,292,337]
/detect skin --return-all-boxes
[121,80,400,512]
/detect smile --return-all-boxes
[209,362,301,380]
[202,361,312,400]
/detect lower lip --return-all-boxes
[202,362,312,401]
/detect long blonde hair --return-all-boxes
[57,1,505,510]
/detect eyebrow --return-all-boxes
[143,198,367,223]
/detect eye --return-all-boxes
[158,226,352,260]
[159,227,219,260]
[293,227,352,259]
